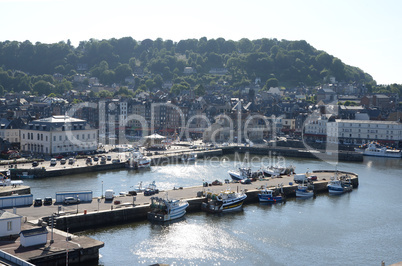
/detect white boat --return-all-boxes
[127,151,151,169]
[228,168,252,181]
[263,165,295,177]
[201,189,247,213]
[327,173,353,195]
[181,153,197,162]
[355,143,402,158]
[148,196,189,222]
[296,182,314,198]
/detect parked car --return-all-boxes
[32,161,39,167]
[44,197,53,205]
[34,198,42,206]
[86,157,92,164]
[112,158,120,164]
[55,155,64,159]
[68,158,75,164]
[50,158,57,166]
[107,155,112,161]
[63,197,80,205]
[93,156,99,162]
[100,156,107,164]
[60,158,66,164]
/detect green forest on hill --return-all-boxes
[0,37,400,97]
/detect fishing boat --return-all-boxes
[227,167,264,181]
[144,181,159,196]
[355,142,402,158]
[147,196,189,222]
[296,182,314,198]
[258,186,283,203]
[327,172,353,195]
[228,167,252,181]
[262,165,295,177]
[201,189,247,213]
[126,151,151,169]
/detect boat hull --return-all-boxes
[148,202,189,222]
[258,194,283,202]
[202,194,247,213]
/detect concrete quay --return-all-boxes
[6,170,358,233]
[222,146,363,162]
[0,222,104,266]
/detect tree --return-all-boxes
[33,80,54,95]
[264,78,279,89]
[194,84,205,96]
[114,64,132,83]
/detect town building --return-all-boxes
[20,115,98,155]
[0,210,21,238]
[327,120,402,147]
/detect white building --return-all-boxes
[304,113,333,142]
[20,115,98,155]
[0,210,21,238]
[327,120,402,146]
[20,227,48,247]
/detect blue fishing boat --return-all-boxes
[258,188,283,203]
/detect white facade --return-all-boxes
[20,227,48,247]
[304,113,332,140]
[0,211,21,237]
[327,120,402,145]
[20,115,98,155]
[0,128,19,143]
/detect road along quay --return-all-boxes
[7,170,358,233]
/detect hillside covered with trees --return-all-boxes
[0,37,400,97]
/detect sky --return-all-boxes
[1,0,401,85]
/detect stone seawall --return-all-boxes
[53,173,358,232]
[222,146,363,162]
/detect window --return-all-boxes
[23,133,25,139]
[59,136,62,141]
[7,221,12,231]
[53,136,56,141]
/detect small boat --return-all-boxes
[327,173,353,195]
[201,189,247,213]
[296,182,314,198]
[228,167,252,181]
[17,172,35,179]
[147,196,189,222]
[144,181,159,196]
[263,165,295,177]
[181,153,197,162]
[126,151,151,169]
[258,187,283,203]
[355,142,402,158]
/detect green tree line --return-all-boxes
[0,37,386,97]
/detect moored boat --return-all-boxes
[355,142,402,158]
[263,165,295,177]
[201,189,247,213]
[327,172,353,195]
[228,167,252,181]
[258,187,283,202]
[296,182,314,198]
[147,196,189,222]
[126,151,151,169]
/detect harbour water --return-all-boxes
[23,154,402,265]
